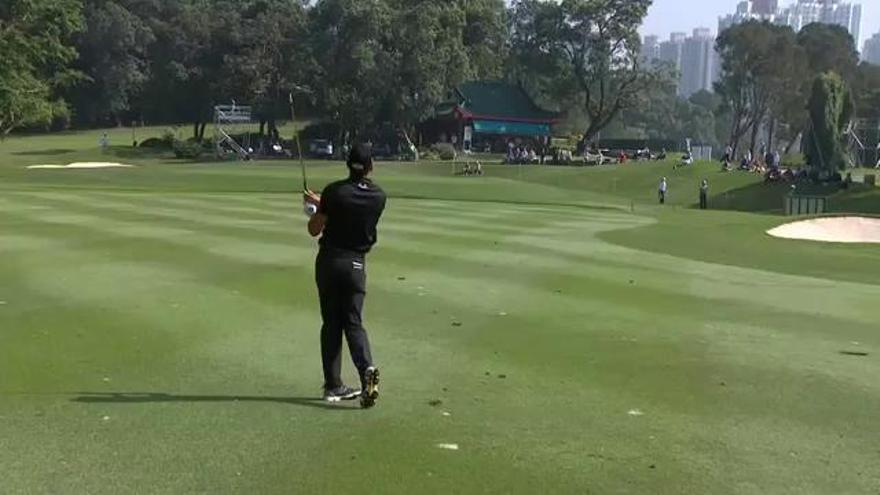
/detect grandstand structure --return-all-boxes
[847,118,880,168]
[214,103,254,160]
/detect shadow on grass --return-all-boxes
[107,147,170,160]
[701,180,880,215]
[12,148,75,156]
[71,392,358,411]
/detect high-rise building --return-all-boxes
[865,32,880,65]
[752,0,779,15]
[719,1,775,33]
[648,30,718,98]
[640,35,660,65]
[680,29,717,98]
[720,0,862,42]
[658,32,687,72]
[779,0,862,42]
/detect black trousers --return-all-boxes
[700,192,708,209]
[315,249,373,389]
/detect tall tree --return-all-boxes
[231,0,313,137]
[308,0,394,138]
[461,0,508,80]
[385,0,471,153]
[805,72,854,174]
[853,63,880,120]
[509,0,657,142]
[715,21,803,155]
[0,0,83,135]
[70,0,155,126]
[142,0,251,140]
[797,23,859,83]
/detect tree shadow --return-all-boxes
[703,180,880,215]
[71,392,358,411]
[13,149,75,156]
[107,147,169,159]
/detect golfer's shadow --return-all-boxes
[71,392,356,410]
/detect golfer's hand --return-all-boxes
[303,190,321,206]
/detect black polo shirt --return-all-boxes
[318,177,386,255]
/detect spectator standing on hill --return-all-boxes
[658,177,668,204]
[699,179,709,210]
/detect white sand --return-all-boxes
[767,217,880,244]
[26,162,135,170]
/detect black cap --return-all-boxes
[348,143,373,173]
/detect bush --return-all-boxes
[173,139,204,159]
[140,137,170,149]
[431,143,457,161]
[300,122,341,142]
[140,129,175,149]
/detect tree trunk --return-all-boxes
[784,131,802,155]
[259,120,266,136]
[193,122,200,140]
[768,119,775,151]
[198,122,207,141]
[749,118,761,156]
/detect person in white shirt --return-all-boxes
[658,177,668,204]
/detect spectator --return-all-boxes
[699,179,709,209]
[658,177,668,204]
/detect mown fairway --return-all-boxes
[1,131,879,494]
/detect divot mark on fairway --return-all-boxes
[628,409,644,417]
[436,443,459,451]
[840,351,869,357]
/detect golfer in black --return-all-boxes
[304,143,386,408]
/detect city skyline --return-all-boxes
[640,0,878,48]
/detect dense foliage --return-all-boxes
[1,0,877,148]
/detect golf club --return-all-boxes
[290,92,308,192]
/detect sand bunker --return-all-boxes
[767,217,880,244]
[26,162,135,170]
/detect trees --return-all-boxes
[461,0,508,80]
[231,0,312,137]
[385,0,470,150]
[804,72,854,174]
[797,23,859,83]
[0,0,83,135]
[509,0,657,142]
[308,0,394,138]
[853,63,880,121]
[70,0,155,126]
[715,21,806,155]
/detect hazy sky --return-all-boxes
[639,0,878,48]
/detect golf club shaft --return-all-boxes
[290,91,308,192]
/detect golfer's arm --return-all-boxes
[308,213,327,237]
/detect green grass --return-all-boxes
[1,129,879,493]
